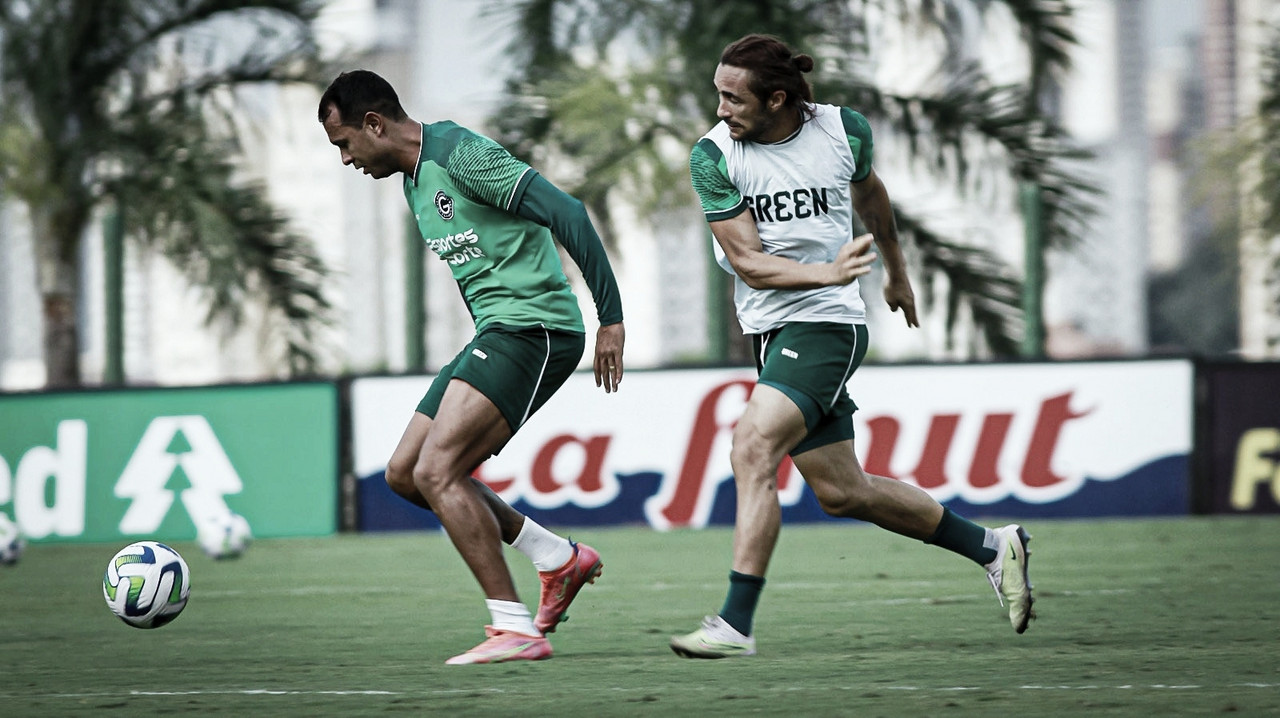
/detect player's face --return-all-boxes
[714,64,786,143]
[322,106,396,179]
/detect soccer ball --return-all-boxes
[0,513,24,565]
[103,541,191,629]
[196,511,253,560]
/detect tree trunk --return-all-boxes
[31,203,87,388]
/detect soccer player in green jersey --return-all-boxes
[319,70,625,665]
[670,35,1034,659]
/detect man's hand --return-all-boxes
[883,275,919,328]
[828,233,877,285]
[594,321,625,393]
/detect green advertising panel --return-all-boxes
[0,382,338,543]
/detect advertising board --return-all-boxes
[352,360,1193,530]
[0,383,339,542]
[1197,362,1280,514]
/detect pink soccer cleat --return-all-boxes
[534,540,603,635]
[445,626,552,665]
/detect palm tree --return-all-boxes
[485,0,1097,359]
[1243,20,1280,355]
[0,0,332,387]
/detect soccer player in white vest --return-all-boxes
[671,35,1034,659]
[319,70,624,665]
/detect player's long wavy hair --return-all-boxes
[720,34,817,122]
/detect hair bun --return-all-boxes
[792,54,815,73]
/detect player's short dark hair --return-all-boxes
[720,34,815,118]
[317,70,408,126]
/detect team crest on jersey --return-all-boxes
[434,190,454,221]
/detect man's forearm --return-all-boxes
[729,250,840,290]
[854,178,909,279]
[516,174,624,324]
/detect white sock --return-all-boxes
[485,599,538,636]
[510,518,573,572]
[982,527,1001,571]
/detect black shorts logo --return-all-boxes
[435,190,454,221]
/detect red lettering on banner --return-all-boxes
[860,392,1088,493]
[969,413,1013,488]
[531,435,611,494]
[658,379,754,526]
[913,414,960,489]
[863,416,900,478]
[468,381,1092,526]
[1021,392,1089,487]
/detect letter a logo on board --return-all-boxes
[114,416,244,534]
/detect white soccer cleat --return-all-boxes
[670,615,757,659]
[985,524,1035,634]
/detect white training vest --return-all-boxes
[700,104,869,334]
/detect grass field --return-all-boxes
[2,516,1278,717]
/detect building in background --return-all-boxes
[1141,0,1278,359]
[0,196,42,387]
[0,0,1271,389]
[1037,0,1138,358]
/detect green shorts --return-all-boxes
[752,322,869,456]
[417,323,586,434]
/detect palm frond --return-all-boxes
[897,209,1024,355]
[100,85,332,374]
[993,0,1079,89]
[0,0,333,382]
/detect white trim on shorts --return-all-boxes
[517,324,552,428]
[829,324,861,410]
[756,331,771,370]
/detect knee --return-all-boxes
[814,485,870,518]
[384,458,417,499]
[729,440,760,474]
[729,442,781,493]
[810,469,873,518]
[410,462,454,502]
[729,424,783,475]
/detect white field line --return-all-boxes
[8,682,1279,700]
[197,584,1132,602]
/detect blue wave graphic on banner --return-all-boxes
[356,471,663,531]
[356,454,1188,531]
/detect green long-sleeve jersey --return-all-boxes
[404,121,623,332]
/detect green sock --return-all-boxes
[719,571,765,636]
[924,507,998,566]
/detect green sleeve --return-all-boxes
[689,138,747,221]
[515,174,624,325]
[840,107,875,183]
